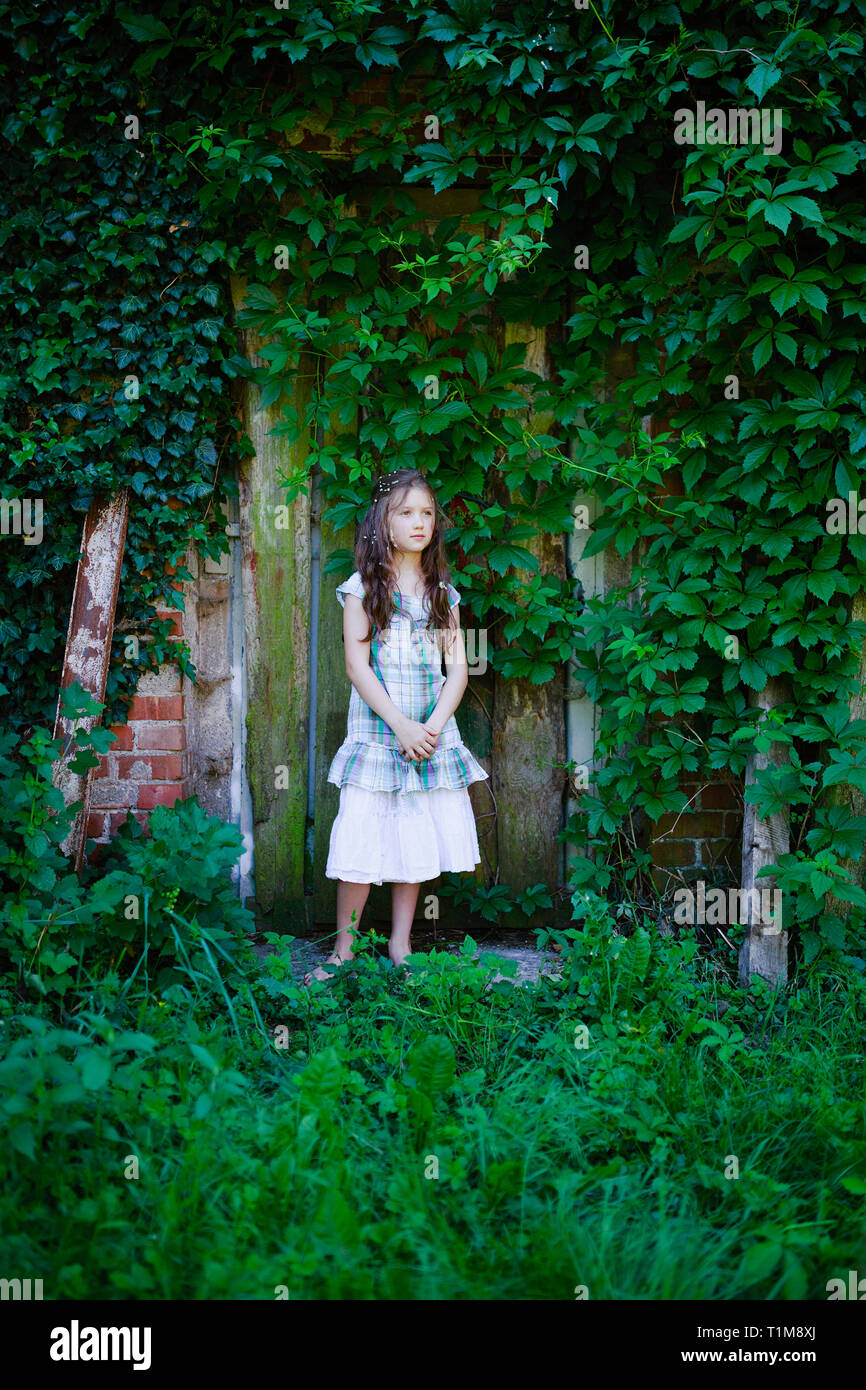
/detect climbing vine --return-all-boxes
[0,1,248,733]
[2,0,866,961]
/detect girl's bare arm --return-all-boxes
[423,605,468,736]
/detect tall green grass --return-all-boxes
[1,908,864,1300]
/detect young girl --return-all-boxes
[303,468,489,985]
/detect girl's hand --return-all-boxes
[397,719,438,762]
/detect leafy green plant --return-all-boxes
[4,1,866,956]
[0,682,257,1009]
[5,0,866,1307]
[0,683,124,998]
[1,907,864,1299]
[89,796,257,993]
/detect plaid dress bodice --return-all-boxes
[327,570,489,797]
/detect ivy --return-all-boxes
[2,0,866,959]
[0,0,246,733]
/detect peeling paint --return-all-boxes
[51,490,130,871]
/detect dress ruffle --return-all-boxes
[327,739,489,796]
[325,784,483,884]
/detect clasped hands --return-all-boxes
[395,718,440,762]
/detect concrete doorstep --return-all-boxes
[253,927,564,987]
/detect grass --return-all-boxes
[0,910,864,1300]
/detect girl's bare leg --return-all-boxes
[390,881,421,964]
[303,880,370,984]
[335,879,370,958]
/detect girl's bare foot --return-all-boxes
[388,941,411,967]
[303,951,353,986]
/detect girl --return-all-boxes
[303,468,489,985]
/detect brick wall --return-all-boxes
[86,598,190,864]
[640,419,745,888]
[80,504,239,868]
[649,778,742,889]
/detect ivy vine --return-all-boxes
[3,0,866,962]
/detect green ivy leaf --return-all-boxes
[116,10,171,43]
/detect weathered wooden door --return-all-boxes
[232,190,580,932]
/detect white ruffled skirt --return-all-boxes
[325,783,483,885]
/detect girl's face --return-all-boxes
[387,485,435,557]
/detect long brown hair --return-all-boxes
[355,468,457,645]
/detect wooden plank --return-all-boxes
[825,589,866,920]
[739,678,789,985]
[311,197,363,928]
[562,316,627,893]
[565,487,604,890]
[489,320,567,926]
[230,273,311,928]
[313,494,356,925]
[51,489,129,871]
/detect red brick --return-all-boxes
[701,783,740,811]
[126,696,151,721]
[107,810,152,836]
[138,782,190,810]
[115,752,185,780]
[651,838,697,868]
[654,812,723,839]
[86,812,107,840]
[126,695,183,721]
[108,723,133,751]
[155,695,183,720]
[654,810,696,836]
[700,838,738,868]
[302,134,338,152]
[93,758,111,779]
[651,865,703,891]
[136,723,186,751]
[114,753,151,779]
[151,752,185,779]
[678,782,703,799]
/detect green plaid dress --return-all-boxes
[327,570,489,797]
